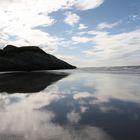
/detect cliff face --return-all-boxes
[0,45,76,72]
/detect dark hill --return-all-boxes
[0,45,76,72]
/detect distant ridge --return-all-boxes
[80,66,140,74]
[0,45,76,72]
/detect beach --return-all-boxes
[0,68,140,140]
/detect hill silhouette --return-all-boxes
[0,45,76,72]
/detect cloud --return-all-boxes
[72,36,91,43]
[0,0,69,52]
[0,0,104,56]
[55,54,85,67]
[0,0,104,13]
[56,28,140,67]
[129,14,140,21]
[73,92,94,99]
[78,24,88,30]
[83,29,140,66]
[0,0,72,14]
[74,0,104,10]
[97,21,121,30]
[0,27,64,54]
[64,12,80,26]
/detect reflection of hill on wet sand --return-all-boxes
[0,71,68,93]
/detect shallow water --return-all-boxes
[0,69,140,140]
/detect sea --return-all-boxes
[0,66,140,140]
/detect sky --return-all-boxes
[0,0,140,67]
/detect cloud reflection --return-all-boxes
[0,71,140,140]
[0,86,113,140]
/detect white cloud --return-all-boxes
[0,27,64,54]
[129,14,140,21]
[0,0,69,52]
[74,0,104,10]
[97,21,121,30]
[0,0,72,14]
[55,54,82,66]
[72,36,91,43]
[0,0,104,55]
[73,92,94,99]
[55,28,140,67]
[64,12,80,26]
[78,24,88,30]
[0,0,104,13]
[83,29,140,66]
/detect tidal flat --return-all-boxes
[0,68,140,140]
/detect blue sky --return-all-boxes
[0,0,140,67]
